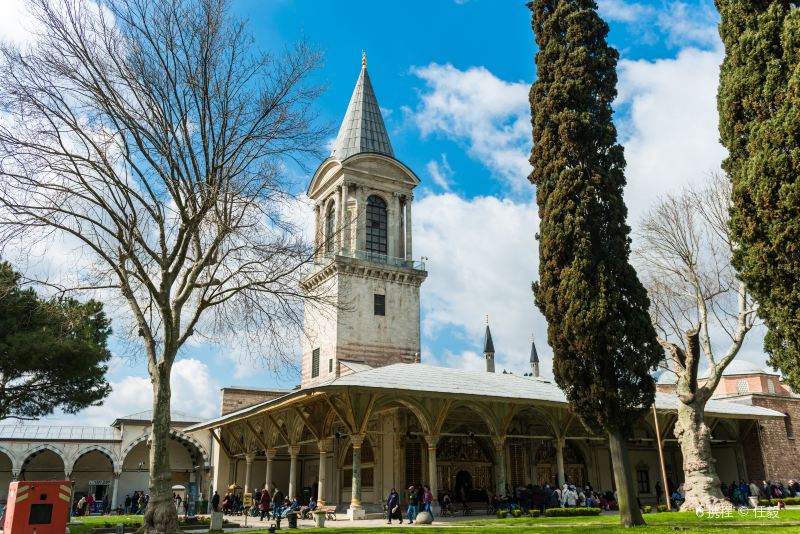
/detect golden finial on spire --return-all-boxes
[362,50,367,67]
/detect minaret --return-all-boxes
[300,54,427,387]
[530,335,540,377]
[484,317,495,373]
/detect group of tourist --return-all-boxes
[385,483,435,524]
[122,491,149,515]
[497,482,618,512]
[721,479,800,505]
[211,483,318,522]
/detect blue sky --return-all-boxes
[3,0,762,426]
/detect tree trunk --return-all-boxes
[141,361,180,534]
[675,399,726,510]
[608,430,646,527]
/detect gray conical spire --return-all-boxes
[530,335,540,378]
[330,53,394,160]
[484,317,495,373]
[483,324,495,355]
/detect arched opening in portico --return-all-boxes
[120,433,205,506]
[0,448,14,503]
[72,449,116,505]
[20,448,66,481]
[437,403,496,503]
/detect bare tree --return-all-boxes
[636,173,757,510]
[0,0,329,532]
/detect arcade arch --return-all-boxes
[20,447,67,481]
[0,448,14,503]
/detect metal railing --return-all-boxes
[315,248,425,271]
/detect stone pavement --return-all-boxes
[217,513,496,530]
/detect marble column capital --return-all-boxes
[245,453,256,463]
[265,448,277,460]
[424,434,440,449]
[318,438,334,453]
[492,436,506,450]
[288,445,302,458]
[350,434,365,448]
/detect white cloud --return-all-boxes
[598,0,654,23]
[425,154,453,192]
[616,46,726,223]
[415,193,551,377]
[599,0,719,50]
[0,0,39,46]
[40,358,219,427]
[408,64,532,190]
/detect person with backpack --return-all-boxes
[423,485,433,518]
[259,486,271,521]
[272,486,283,520]
[407,484,418,524]
[386,488,402,524]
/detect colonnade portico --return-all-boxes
[186,364,780,516]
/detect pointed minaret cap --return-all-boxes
[330,53,394,160]
[530,335,539,364]
[483,317,495,355]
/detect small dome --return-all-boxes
[720,360,770,377]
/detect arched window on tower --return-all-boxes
[325,202,336,254]
[366,195,388,255]
[786,413,794,439]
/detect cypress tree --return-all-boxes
[717,2,800,387]
[528,1,662,526]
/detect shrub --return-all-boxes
[496,509,508,519]
[544,507,602,517]
[642,505,652,513]
[657,505,667,512]
[511,509,523,518]
[527,509,541,517]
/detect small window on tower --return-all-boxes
[329,359,333,373]
[374,294,385,316]
[312,348,320,378]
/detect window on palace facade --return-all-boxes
[374,294,385,316]
[768,379,776,394]
[325,203,336,253]
[786,413,794,439]
[636,466,650,494]
[736,379,749,395]
[311,348,320,378]
[405,441,422,487]
[509,442,527,489]
[365,195,388,255]
[329,359,333,373]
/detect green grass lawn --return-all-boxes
[67,515,143,533]
[66,510,800,533]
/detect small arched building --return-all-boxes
[0,410,212,511]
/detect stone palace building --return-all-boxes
[182,58,795,518]
[3,57,800,517]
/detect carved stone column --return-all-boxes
[426,435,440,513]
[317,438,333,505]
[356,186,366,252]
[265,448,277,493]
[289,445,301,500]
[347,435,366,519]
[110,472,121,511]
[556,437,566,488]
[493,436,507,497]
[244,453,255,495]
[405,193,413,260]
[335,184,344,253]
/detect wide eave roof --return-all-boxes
[184,363,783,433]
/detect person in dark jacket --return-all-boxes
[407,485,418,524]
[259,488,271,521]
[386,488,402,524]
